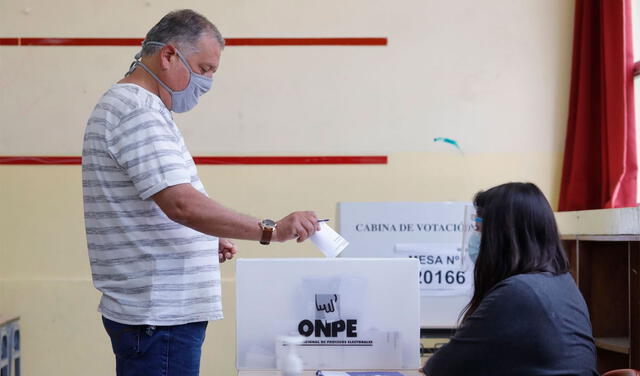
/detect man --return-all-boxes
[82,9,319,376]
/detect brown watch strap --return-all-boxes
[260,227,274,245]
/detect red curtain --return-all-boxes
[559,0,638,211]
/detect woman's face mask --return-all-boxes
[468,215,483,263]
[130,41,213,113]
[468,231,481,263]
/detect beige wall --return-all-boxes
[0,1,574,375]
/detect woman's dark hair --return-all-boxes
[460,182,569,322]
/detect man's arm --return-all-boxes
[152,183,319,242]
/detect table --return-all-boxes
[238,370,423,376]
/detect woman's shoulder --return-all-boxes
[500,272,572,289]
[489,272,575,306]
[492,272,584,317]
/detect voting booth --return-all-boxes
[338,202,475,329]
[236,258,421,371]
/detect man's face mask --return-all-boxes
[129,41,212,113]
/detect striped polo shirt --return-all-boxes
[82,83,222,326]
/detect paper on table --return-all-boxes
[310,222,349,258]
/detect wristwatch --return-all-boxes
[259,219,277,245]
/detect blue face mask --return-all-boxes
[468,231,481,263]
[129,41,213,113]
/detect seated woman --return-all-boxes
[421,182,598,376]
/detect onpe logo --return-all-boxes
[298,293,357,338]
[315,294,339,316]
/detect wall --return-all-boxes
[0,1,575,375]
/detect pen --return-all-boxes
[318,219,330,223]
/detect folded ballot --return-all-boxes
[310,222,349,258]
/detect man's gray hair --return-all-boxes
[141,9,224,57]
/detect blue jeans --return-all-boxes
[102,316,208,376]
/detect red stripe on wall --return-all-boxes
[225,38,387,46]
[0,156,81,165]
[0,38,19,45]
[192,156,388,164]
[0,156,387,165]
[0,37,387,47]
[21,38,143,46]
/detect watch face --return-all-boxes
[262,219,277,228]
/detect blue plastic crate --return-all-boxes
[0,317,19,376]
[0,326,9,376]
[8,322,19,376]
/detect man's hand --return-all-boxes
[273,211,319,243]
[218,238,237,263]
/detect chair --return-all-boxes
[602,370,640,376]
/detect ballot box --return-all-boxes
[236,258,421,371]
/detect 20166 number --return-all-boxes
[419,270,466,285]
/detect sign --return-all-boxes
[338,202,474,328]
[395,243,473,296]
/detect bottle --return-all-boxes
[278,336,305,376]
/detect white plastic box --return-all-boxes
[236,258,421,371]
